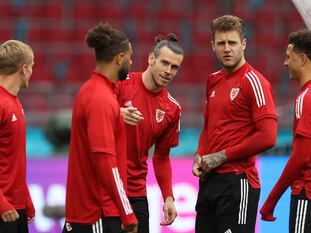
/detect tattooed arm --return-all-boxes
[201,150,227,172]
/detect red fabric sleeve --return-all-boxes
[0,191,14,215]
[196,81,209,155]
[243,71,277,122]
[296,93,311,138]
[152,146,173,200]
[226,117,277,160]
[260,136,311,221]
[156,108,180,149]
[25,185,35,218]
[86,95,117,155]
[92,152,137,226]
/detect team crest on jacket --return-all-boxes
[155,109,165,123]
[124,100,132,107]
[230,88,240,101]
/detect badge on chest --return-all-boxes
[230,88,240,101]
[155,109,165,123]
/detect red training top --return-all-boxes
[115,72,180,199]
[291,80,311,197]
[197,63,277,188]
[65,72,136,225]
[0,86,34,216]
[260,80,311,221]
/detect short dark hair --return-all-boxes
[85,22,129,62]
[288,29,311,60]
[211,15,245,41]
[152,33,184,57]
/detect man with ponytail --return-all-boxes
[115,33,184,233]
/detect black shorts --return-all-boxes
[129,197,149,233]
[62,217,125,233]
[195,172,260,233]
[289,190,311,233]
[0,209,28,233]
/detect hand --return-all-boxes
[192,154,208,181]
[160,196,177,226]
[122,222,138,233]
[1,209,19,222]
[201,150,227,172]
[192,154,202,177]
[27,216,35,223]
[120,107,144,126]
[260,198,277,221]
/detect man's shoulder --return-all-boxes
[301,87,311,106]
[242,65,272,89]
[209,70,222,79]
[244,64,269,81]
[117,72,142,88]
[163,90,181,110]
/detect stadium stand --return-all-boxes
[0,0,305,155]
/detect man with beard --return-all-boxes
[0,40,35,233]
[260,29,311,232]
[115,33,184,233]
[63,22,138,233]
[192,15,277,233]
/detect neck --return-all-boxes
[95,63,118,83]
[142,68,162,92]
[299,66,311,87]
[223,58,246,74]
[0,75,20,96]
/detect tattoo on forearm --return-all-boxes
[203,150,227,169]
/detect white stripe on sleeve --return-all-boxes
[112,167,133,215]
[246,71,266,107]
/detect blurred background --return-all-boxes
[0,0,308,232]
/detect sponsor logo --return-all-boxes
[124,100,132,107]
[230,88,240,101]
[12,113,17,122]
[155,109,165,123]
[210,90,216,97]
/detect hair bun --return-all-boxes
[167,33,178,42]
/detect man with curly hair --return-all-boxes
[63,22,137,233]
[261,29,311,233]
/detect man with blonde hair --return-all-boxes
[0,40,35,233]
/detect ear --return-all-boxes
[148,52,155,66]
[301,53,308,66]
[115,53,124,65]
[211,41,216,52]
[21,64,28,74]
[242,38,247,50]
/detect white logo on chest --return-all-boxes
[210,90,216,97]
[155,109,165,123]
[230,88,240,101]
[12,113,17,122]
[124,100,132,107]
